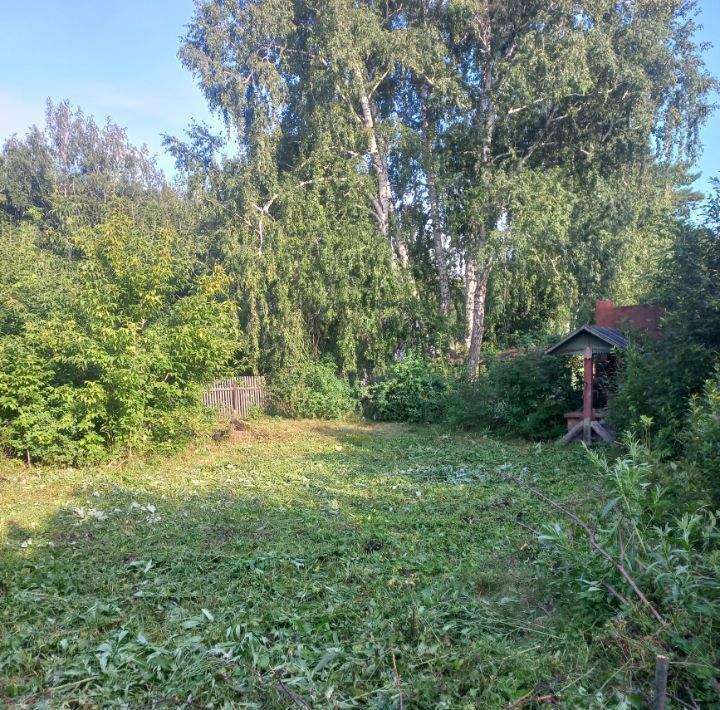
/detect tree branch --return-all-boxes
[502,474,666,625]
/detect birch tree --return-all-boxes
[179,0,713,375]
[443,0,713,375]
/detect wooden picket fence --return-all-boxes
[203,376,266,418]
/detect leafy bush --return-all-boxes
[448,350,579,439]
[611,193,720,450]
[363,349,578,438]
[609,337,716,453]
[364,352,453,424]
[0,213,237,463]
[685,365,720,506]
[267,359,358,419]
[535,441,720,704]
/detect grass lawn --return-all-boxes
[1,419,612,707]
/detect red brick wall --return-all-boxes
[595,300,662,336]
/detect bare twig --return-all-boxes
[508,686,559,708]
[604,582,631,607]
[272,670,311,708]
[667,692,699,709]
[503,474,666,625]
[505,516,541,536]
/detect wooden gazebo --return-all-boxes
[545,325,628,444]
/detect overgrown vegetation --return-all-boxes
[685,366,720,507]
[447,351,579,440]
[532,441,720,705]
[364,349,579,440]
[1,1,720,704]
[267,359,359,420]
[365,352,453,425]
[1,2,718,461]
[609,187,720,451]
[0,213,237,463]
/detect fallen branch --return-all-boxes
[604,582,631,607]
[502,474,666,625]
[271,670,311,708]
[506,516,541,537]
[508,685,559,708]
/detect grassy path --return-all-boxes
[1,419,603,707]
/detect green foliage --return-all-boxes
[267,359,358,420]
[185,145,410,376]
[537,440,720,704]
[0,338,103,462]
[179,0,714,368]
[365,352,453,424]
[0,419,618,706]
[610,184,720,448]
[448,351,579,440]
[609,338,715,452]
[0,100,166,233]
[362,348,579,440]
[685,365,720,506]
[0,4,717,704]
[0,126,56,222]
[485,166,684,344]
[0,213,238,463]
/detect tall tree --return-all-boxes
[1,100,167,234]
[442,0,713,375]
[180,0,713,375]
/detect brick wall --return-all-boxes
[595,300,662,336]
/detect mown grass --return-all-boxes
[1,419,614,707]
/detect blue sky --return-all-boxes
[0,0,718,194]
[0,1,225,177]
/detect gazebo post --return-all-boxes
[583,345,593,444]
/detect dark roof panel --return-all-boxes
[587,325,628,350]
[545,325,629,356]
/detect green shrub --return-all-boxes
[267,359,358,419]
[364,349,578,438]
[609,337,717,453]
[0,339,103,462]
[685,364,720,506]
[365,352,453,424]
[610,195,720,451]
[448,351,579,440]
[535,441,720,704]
[0,213,238,463]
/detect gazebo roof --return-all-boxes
[545,325,629,357]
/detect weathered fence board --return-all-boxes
[203,376,265,418]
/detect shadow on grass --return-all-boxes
[0,425,596,707]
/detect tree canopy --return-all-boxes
[177,0,714,375]
[0,0,717,459]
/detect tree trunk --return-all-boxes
[465,0,495,379]
[466,258,492,379]
[421,94,451,317]
[356,67,407,265]
[464,257,477,352]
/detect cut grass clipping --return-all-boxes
[3,419,616,707]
